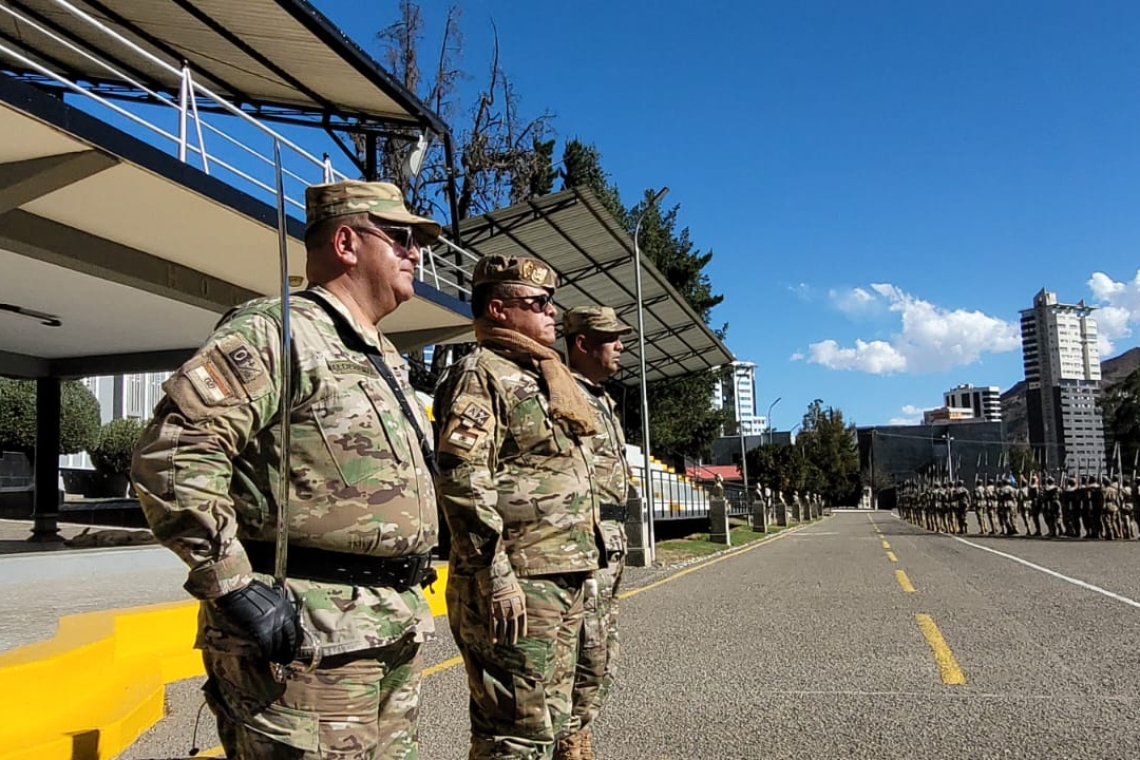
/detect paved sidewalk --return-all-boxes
[0,519,186,651]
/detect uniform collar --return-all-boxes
[301,285,387,352]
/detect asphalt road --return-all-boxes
[124,511,1140,759]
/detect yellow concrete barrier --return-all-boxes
[0,566,449,760]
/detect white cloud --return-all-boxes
[887,404,934,426]
[829,286,880,317]
[806,339,907,374]
[789,351,805,361]
[788,282,814,301]
[803,284,1019,374]
[1088,269,1140,357]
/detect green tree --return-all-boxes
[0,378,100,465]
[746,442,822,496]
[560,138,626,223]
[794,399,859,505]
[1007,441,1036,477]
[1103,367,1140,473]
[90,417,146,476]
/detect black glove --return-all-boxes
[214,580,299,664]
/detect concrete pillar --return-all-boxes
[751,497,768,533]
[625,495,652,567]
[29,377,63,543]
[775,498,788,526]
[709,496,730,545]
[791,496,801,523]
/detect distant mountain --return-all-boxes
[1101,346,1140,387]
[999,346,1140,440]
[1000,380,1028,441]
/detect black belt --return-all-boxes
[599,504,627,523]
[244,541,435,591]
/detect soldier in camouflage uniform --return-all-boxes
[434,255,603,760]
[972,477,989,535]
[996,476,1018,536]
[1105,475,1124,540]
[131,181,441,759]
[1061,475,1080,538]
[950,479,970,535]
[1016,475,1035,535]
[1042,476,1062,538]
[557,306,635,760]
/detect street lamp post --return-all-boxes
[765,396,782,446]
[635,186,668,565]
[735,366,749,510]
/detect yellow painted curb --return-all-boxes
[0,565,450,760]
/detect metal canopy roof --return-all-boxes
[0,73,470,380]
[456,188,734,386]
[0,0,446,131]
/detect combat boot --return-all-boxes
[555,728,586,760]
[580,726,595,760]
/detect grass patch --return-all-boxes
[654,523,783,565]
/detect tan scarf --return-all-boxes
[475,319,598,437]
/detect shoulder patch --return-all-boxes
[437,393,495,460]
[187,359,234,404]
[217,333,271,400]
[460,401,492,431]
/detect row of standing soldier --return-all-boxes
[898,473,1140,540]
[131,180,633,760]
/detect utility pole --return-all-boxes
[946,432,955,482]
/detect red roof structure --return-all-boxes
[686,464,741,482]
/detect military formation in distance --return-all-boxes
[131,180,634,760]
[898,474,1140,540]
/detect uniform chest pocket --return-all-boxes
[313,380,409,485]
[508,393,574,461]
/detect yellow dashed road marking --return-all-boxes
[881,540,891,549]
[915,613,966,685]
[896,570,916,592]
[886,551,898,562]
[424,655,464,676]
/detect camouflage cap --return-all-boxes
[563,305,634,336]
[472,255,557,290]
[304,180,441,241]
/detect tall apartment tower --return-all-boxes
[711,361,765,435]
[1019,288,1105,473]
[943,384,1001,422]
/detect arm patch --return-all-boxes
[438,396,493,459]
[164,335,271,421]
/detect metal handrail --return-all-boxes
[0,0,483,292]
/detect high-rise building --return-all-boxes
[711,361,766,436]
[943,384,1002,422]
[1019,288,1105,473]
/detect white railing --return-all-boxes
[628,445,714,520]
[0,0,476,296]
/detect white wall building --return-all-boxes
[60,372,170,470]
[943,384,1001,422]
[1020,288,1104,472]
[711,361,766,436]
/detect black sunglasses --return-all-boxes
[351,225,419,251]
[502,293,555,313]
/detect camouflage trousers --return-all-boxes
[202,633,423,760]
[448,572,586,760]
[570,556,624,731]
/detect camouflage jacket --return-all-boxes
[132,287,437,657]
[433,344,601,578]
[573,370,631,556]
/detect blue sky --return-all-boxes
[314,1,1140,429]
